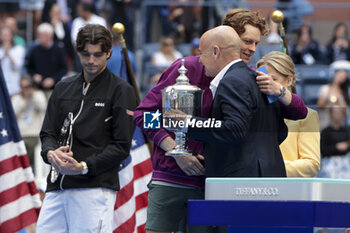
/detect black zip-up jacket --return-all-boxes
[40,68,137,192]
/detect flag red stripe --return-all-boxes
[113,213,136,233]
[0,181,38,206]
[133,159,152,180]
[137,223,146,233]
[0,208,38,233]
[115,180,134,208]
[135,191,148,211]
[0,154,30,176]
[115,159,152,208]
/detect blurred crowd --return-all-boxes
[1,0,350,188]
[1,2,350,233]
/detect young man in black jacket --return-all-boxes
[36,24,137,232]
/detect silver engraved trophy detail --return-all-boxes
[50,112,73,183]
[162,59,202,156]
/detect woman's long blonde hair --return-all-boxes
[256,51,297,93]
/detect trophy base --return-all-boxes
[165,149,193,157]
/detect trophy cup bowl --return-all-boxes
[162,59,202,156]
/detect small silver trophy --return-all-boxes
[162,59,202,156]
[51,112,73,183]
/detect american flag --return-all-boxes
[0,67,41,232]
[114,127,152,232]
[113,47,152,233]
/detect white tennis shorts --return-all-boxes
[36,188,116,233]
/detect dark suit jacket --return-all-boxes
[188,61,287,177]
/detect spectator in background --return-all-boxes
[0,26,26,97]
[0,1,19,23]
[168,1,202,43]
[290,24,326,65]
[321,106,350,157]
[71,2,106,43]
[42,0,77,24]
[151,36,182,68]
[144,5,171,43]
[214,0,248,21]
[275,0,314,33]
[318,106,350,178]
[108,0,137,51]
[19,0,45,40]
[150,36,182,85]
[318,69,349,129]
[326,22,350,64]
[257,51,321,177]
[107,35,137,77]
[11,75,47,167]
[26,23,67,96]
[4,17,26,48]
[190,37,200,56]
[49,3,75,70]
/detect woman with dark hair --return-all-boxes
[318,69,349,129]
[318,105,350,180]
[290,24,326,65]
[49,3,75,69]
[326,22,350,64]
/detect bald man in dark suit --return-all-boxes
[187,25,287,177]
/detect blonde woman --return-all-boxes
[149,36,183,86]
[151,36,182,68]
[256,51,321,177]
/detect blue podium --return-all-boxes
[188,200,350,232]
[188,178,350,233]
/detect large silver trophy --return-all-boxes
[162,59,202,156]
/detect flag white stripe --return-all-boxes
[0,193,41,223]
[114,195,136,228]
[0,167,35,192]
[134,173,152,196]
[135,207,147,228]
[132,145,150,166]
[0,140,27,162]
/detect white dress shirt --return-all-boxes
[209,59,242,97]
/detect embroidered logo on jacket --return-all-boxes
[95,102,105,107]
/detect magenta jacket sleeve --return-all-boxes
[280,93,308,120]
